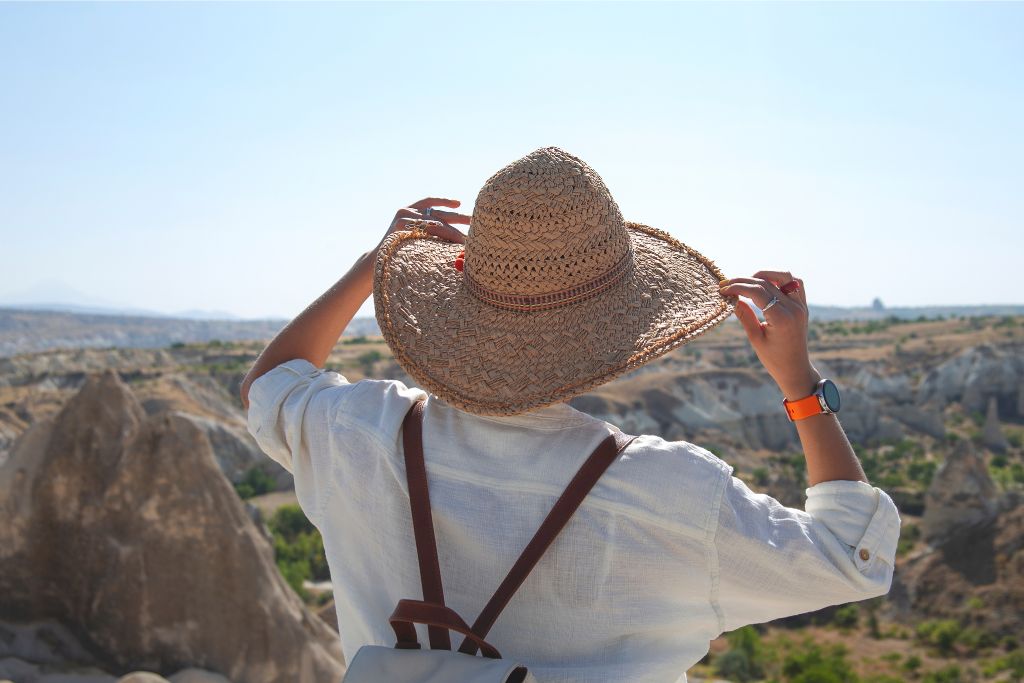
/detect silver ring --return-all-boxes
[762,295,780,312]
[422,207,434,218]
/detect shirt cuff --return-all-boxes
[805,479,902,572]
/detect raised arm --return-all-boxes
[718,271,867,486]
[239,198,467,410]
[710,271,896,634]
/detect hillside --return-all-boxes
[4,303,1023,358]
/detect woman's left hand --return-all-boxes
[377,198,470,253]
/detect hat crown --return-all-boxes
[466,146,631,296]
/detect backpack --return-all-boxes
[341,399,638,683]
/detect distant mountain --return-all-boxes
[807,302,1024,321]
[0,307,381,358]
[0,279,253,320]
[0,301,246,319]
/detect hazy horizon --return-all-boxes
[3,2,1022,320]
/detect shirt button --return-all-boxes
[858,548,871,561]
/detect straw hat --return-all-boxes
[373,146,737,416]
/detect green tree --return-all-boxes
[268,504,330,597]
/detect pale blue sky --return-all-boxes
[2,2,1021,320]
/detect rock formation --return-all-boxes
[982,395,1010,452]
[888,495,1022,638]
[920,446,999,546]
[0,618,236,682]
[0,369,344,683]
[918,344,1024,417]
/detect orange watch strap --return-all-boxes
[784,393,823,421]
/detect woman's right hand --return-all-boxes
[719,270,821,400]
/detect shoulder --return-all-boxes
[615,430,734,481]
[600,430,735,530]
[322,373,429,447]
[246,358,428,438]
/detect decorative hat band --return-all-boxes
[463,246,634,312]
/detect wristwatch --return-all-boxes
[783,378,841,422]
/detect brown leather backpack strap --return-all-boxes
[390,599,503,659]
[458,430,639,655]
[401,399,451,650]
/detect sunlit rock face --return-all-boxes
[0,369,345,683]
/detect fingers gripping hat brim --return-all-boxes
[373,221,739,416]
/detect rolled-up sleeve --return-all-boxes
[709,467,901,635]
[245,359,352,527]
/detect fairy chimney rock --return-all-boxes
[921,447,999,545]
[982,396,1010,452]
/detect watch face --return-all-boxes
[821,379,841,412]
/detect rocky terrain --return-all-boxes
[1,313,1022,682]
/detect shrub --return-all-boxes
[781,639,857,683]
[714,649,758,682]
[959,625,998,654]
[907,459,937,486]
[878,471,906,489]
[714,626,766,682]
[268,504,329,597]
[233,466,276,500]
[922,664,963,683]
[897,523,921,557]
[916,619,962,656]
[278,557,311,599]
[982,650,1024,682]
[753,467,769,486]
[890,437,925,459]
[832,604,859,629]
[902,654,922,672]
[860,452,882,480]
[357,349,384,373]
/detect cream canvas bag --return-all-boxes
[341,400,637,683]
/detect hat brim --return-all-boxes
[373,221,738,416]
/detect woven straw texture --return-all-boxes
[373,146,738,416]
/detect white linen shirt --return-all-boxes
[246,359,901,683]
